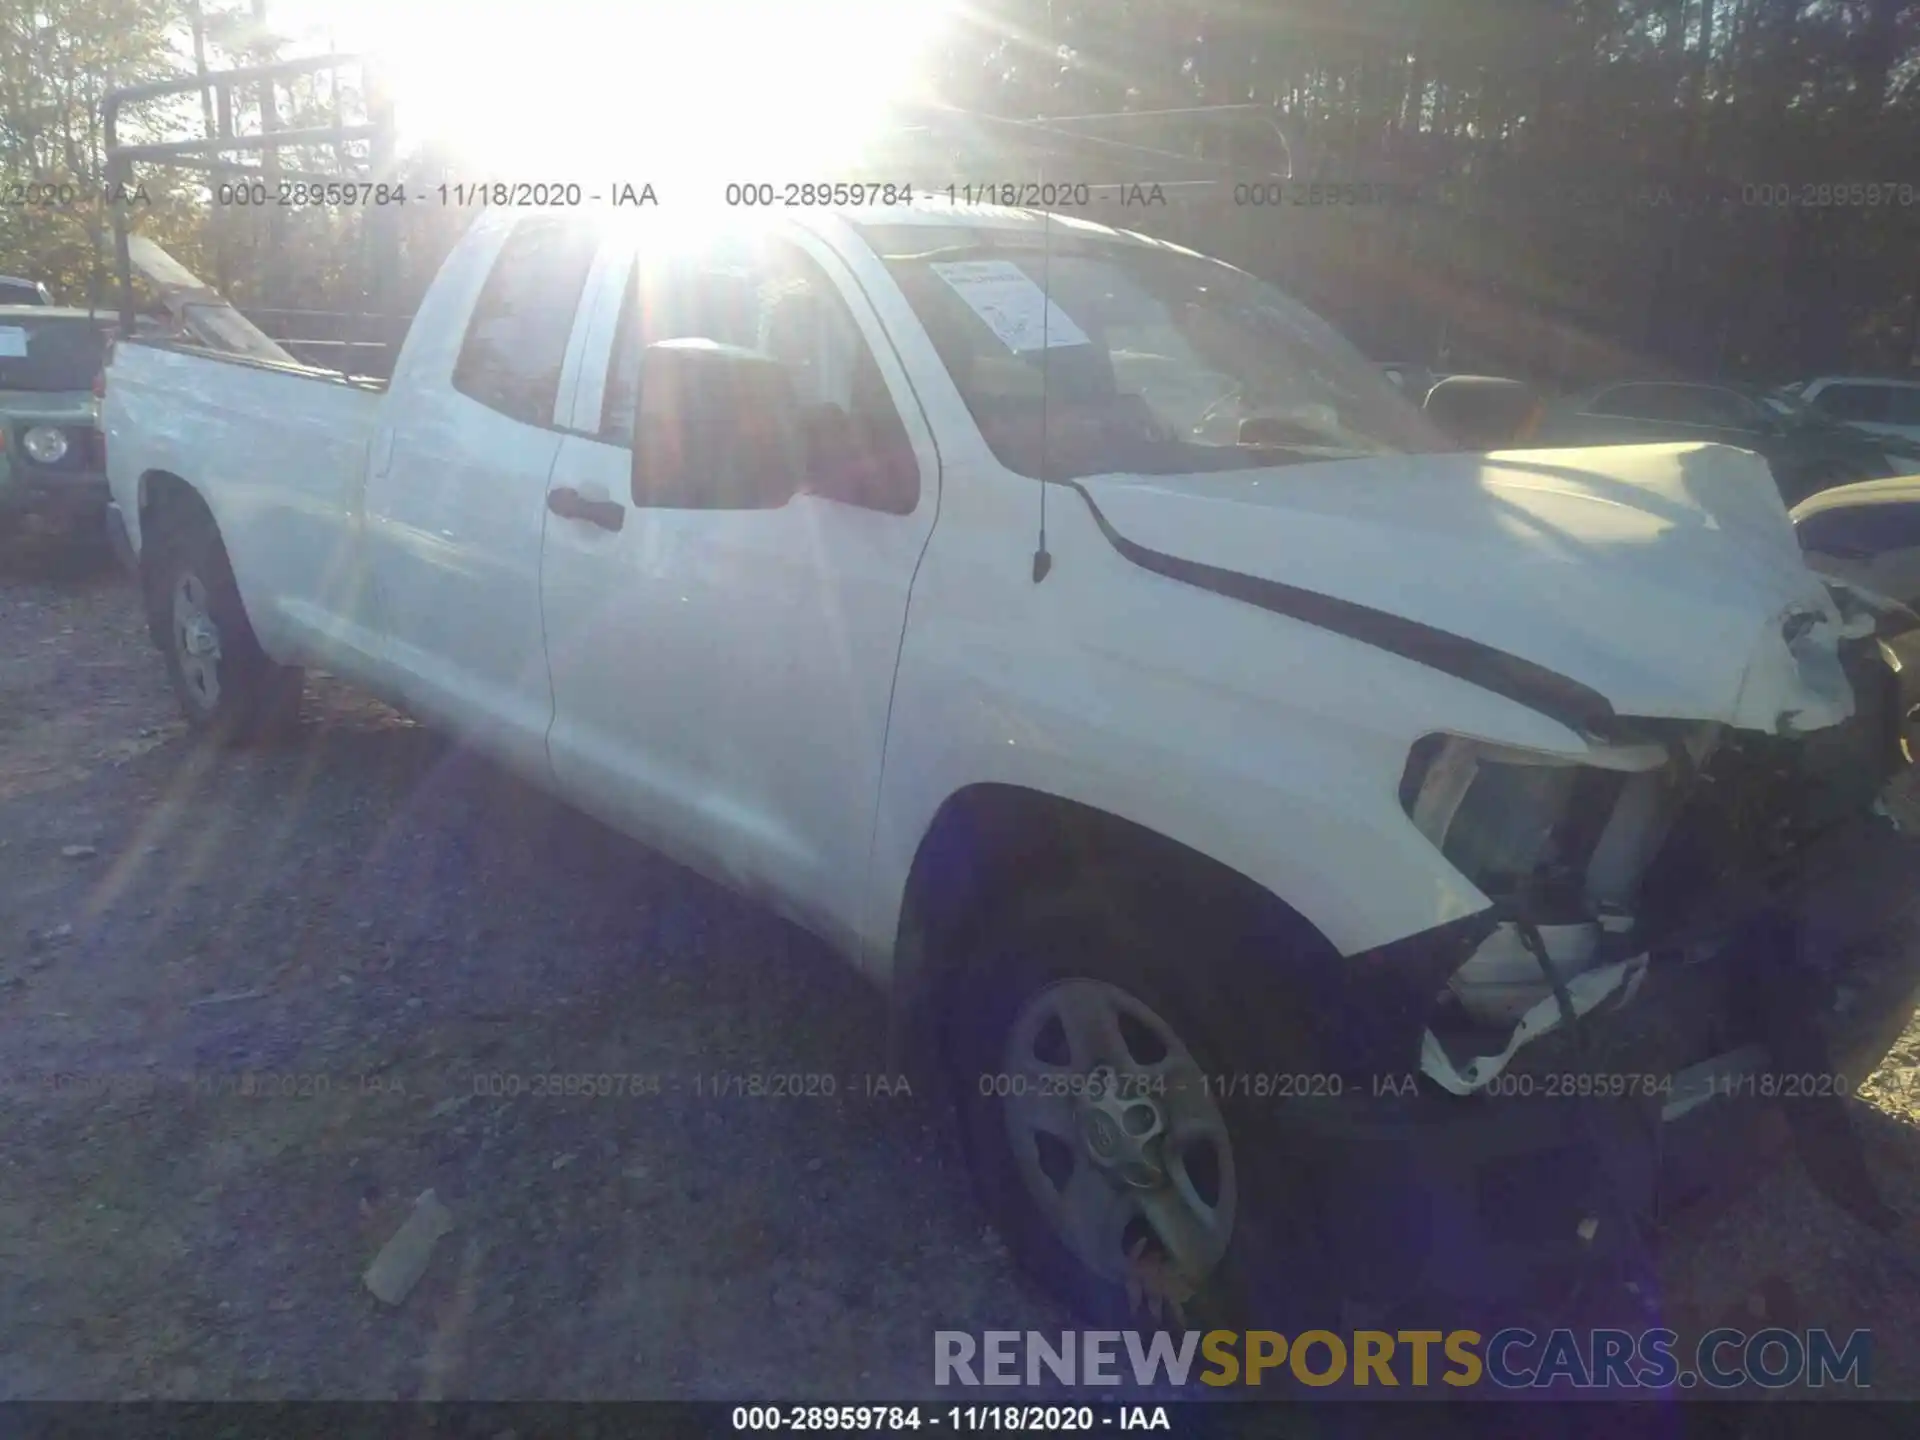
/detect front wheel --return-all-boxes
[144,509,303,744]
[947,879,1336,1330]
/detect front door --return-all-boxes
[540,221,939,956]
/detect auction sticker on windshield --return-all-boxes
[0,327,28,358]
[930,260,1092,353]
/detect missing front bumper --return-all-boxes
[1286,805,1920,1304]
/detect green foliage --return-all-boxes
[0,0,209,302]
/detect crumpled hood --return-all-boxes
[1080,441,1858,735]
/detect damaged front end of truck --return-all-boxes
[1316,579,1920,1311]
[1066,437,1920,1311]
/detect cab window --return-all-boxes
[453,216,601,426]
[600,238,920,514]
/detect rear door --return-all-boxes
[539,219,940,958]
[362,212,603,778]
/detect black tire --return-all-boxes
[143,505,303,744]
[945,875,1339,1333]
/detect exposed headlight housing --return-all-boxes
[1401,731,1714,1034]
[1399,734,1676,914]
[22,425,68,464]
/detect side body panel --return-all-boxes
[102,343,382,668]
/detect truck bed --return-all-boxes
[103,339,386,659]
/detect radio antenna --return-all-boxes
[1031,0,1055,585]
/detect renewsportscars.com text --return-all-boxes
[934,1328,1872,1390]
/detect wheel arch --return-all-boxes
[134,469,289,666]
[135,470,217,644]
[885,782,1338,1091]
[136,468,215,544]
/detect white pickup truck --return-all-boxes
[104,201,1920,1326]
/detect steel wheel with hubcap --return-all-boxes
[950,877,1331,1329]
[144,505,303,744]
[999,978,1235,1310]
[171,570,225,717]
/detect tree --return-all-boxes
[6,0,1918,378]
[0,0,206,303]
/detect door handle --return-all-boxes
[547,485,625,532]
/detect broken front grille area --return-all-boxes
[1412,629,1914,1097]
[1637,632,1904,942]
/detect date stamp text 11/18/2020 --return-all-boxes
[209,180,661,209]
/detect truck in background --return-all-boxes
[0,275,56,306]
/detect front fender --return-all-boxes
[865,600,1591,978]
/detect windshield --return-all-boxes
[864,225,1449,479]
[0,316,108,392]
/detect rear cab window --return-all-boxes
[452,216,602,427]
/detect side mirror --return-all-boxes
[1423,375,1543,451]
[632,339,806,509]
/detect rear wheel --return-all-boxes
[144,507,303,744]
[947,878,1334,1330]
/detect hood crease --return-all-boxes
[1072,442,1857,736]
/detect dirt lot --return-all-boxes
[10,544,1920,1403]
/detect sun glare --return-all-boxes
[333,0,954,192]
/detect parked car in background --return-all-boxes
[1526,378,1917,505]
[1786,376,1920,449]
[0,275,55,307]
[1793,472,1920,610]
[0,306,110,538]
[1793,471,1920,758]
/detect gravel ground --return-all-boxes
[9,542,1920,1404]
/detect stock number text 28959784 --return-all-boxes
[720,181,1103,209]
[723,182,917,207]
